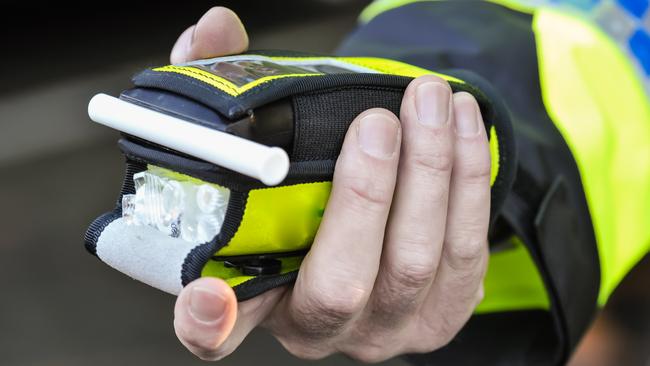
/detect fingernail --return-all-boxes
[415,81,450,127]
[189,286,226,323]
[455,96,480,137]
[358,113,399,159]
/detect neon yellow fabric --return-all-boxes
[202,256,303,287]
[477,238,549,313]
[336,57,463,83]
[489,126,499,186]
[359,0,535,24]
[533,9,650,305]
[217,182,332,256]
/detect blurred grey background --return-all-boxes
[0,1,648,365]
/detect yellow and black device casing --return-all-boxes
[85,52,515,300]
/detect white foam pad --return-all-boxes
[95,218,200,295]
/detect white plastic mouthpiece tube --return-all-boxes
[88,93,290,186]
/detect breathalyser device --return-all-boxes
[85,52,515,300]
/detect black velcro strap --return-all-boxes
[292,86,404,161]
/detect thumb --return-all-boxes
[174,277,284,361]
[174,277,238,361]
[170,6,249,64]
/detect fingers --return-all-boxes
[440,92,490,284]
[365,75,454,327]
[170,7,249,64]
[271,109,401,351]
[417,92,491,350]
[174,278,282,361]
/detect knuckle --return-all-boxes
[338,174,393,210]
[309,290,366,318]
[445,239,486,270]
[394,233,437,260]
[293,289,367,337]
[457,152,492,184]
[463,161,492,184]
[389,261,436,290]
[409,148,453,176]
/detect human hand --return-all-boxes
[171,7,491,363]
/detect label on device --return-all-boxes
[182,55,378,88]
